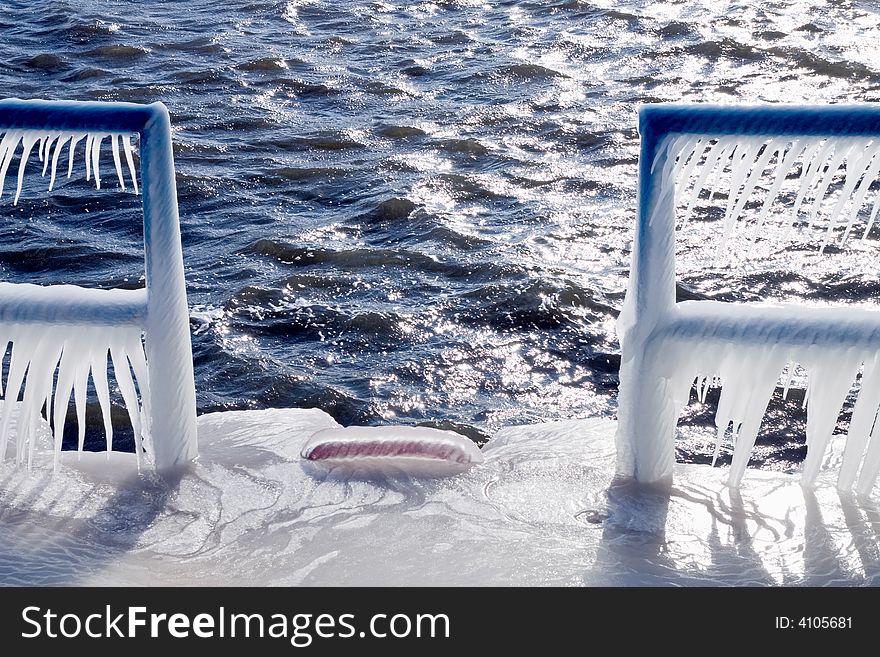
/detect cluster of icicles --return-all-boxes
[656,134,880,256]
[647,132,880,494]
[0,129,146,469]
[661,333,880,495]
[0,325,150,469]
[0,128,139,204]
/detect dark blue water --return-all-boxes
[2,0,879,467]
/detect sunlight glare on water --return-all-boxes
[1,1,880,469]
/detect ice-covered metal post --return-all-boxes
[615,107,679,484]
[140,103,198,467]
[0,98,197,469]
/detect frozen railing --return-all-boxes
[617,104,880,495]
[0,98,196,470]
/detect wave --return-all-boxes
[84,44,149,60]
[253,166,350,183]
[432,138,490,156]
[497,63,569,80]
[20,54,68,71]
[377,125,427,139]
[242,239,519,281]
[61,67,109,82]
[236,57,305,72]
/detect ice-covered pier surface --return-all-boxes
[1,408,878,586]
[618,105,880,492]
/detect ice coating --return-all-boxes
[650,302,880,492]
[1,409,878,586]
[302,425,483,477]
[0,98,196,470]
[618,105,880,494]
[0,128,138,203]
[0,125,148,471]
[0,121,148,471]
[0,323,149,470]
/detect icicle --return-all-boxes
[110,134,125,191]
[0,130,22,198]
[781,361,794,400]
[824,141,879,248]
[857,420,880,496]
[863,185,880,239]
[673,137,705,190]
[13,133,38,206]
[52,339,78,464]
[840,141,880,242]
[707,141,741,208]
[0,332,35,462]
[84,133,93,182]
[800,350,862,487]
[124,329,151,457]
[683,137,735,223]
[752,140,807,237]
[715,139,761,259]
[722,346,788,487]
[785,139,830,236]
[110,339,142,469]
[728,139,781,230]
[67,133,84,179]
[89,338,114,457]
[48,134,70,192]
[651,134,688,175]
[122,134,139,195]
[40,134,56,177]
[17,332,63,469]
[838,354,880,489]
[807,140,857,232]
[721,139,759,227]
[0,322,150,469]
[0,128,139,199]
[649,140,681,227]
[91,134,104,189]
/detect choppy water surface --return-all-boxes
[3,0,880,468]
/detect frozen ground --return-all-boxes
[0,407,878,586]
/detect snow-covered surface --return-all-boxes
[1,408,877,586]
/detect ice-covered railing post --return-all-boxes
[617,104,880,495]
[0,98,197,469]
